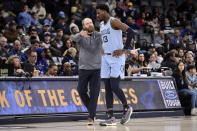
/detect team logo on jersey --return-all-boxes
[101,28,110,35]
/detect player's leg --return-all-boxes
[100,78,117,126]
[110,62,133,124]
[88,69,101,125]
[104,78,114,118]
[100,56,117,126]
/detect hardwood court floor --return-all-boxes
[0,116,196,131]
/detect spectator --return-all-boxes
[44,48,54,65]
[122,35,127,46]
[26,50,37,66]
[194,33,197,47]
[35,48,48,74]
[126,50,146,76]
[154,30,165,46]
[180,22,194,40]
[178,33,189,49]
[0,43,9,61]
[43,32,51,47]
[171,29,181,46]
[125,2,137,19]
[188,41,197,58]
[166,3,177,25]
[17,25,25,41]
[59,62,73,76]
[9,40,27,63]
[148,44,156,54]
[28,27,40,41]
[126,16,141,30]
[31,12,40,27]
[0,37,10,52]
[85,2,97,23]
[31,1,46,20]
[49,38,62,57]
[177,48,186,61]
[137,53,147,67]
[55,28,64,47]
[45,63,58,77]
[185,51,195,68]
[4,21,18,43]
[186,64,197,89]
[114,2,125,21]
[7,55,24,76]
[54,11,70,35]
[175,12,185,27]
[162,36,175,54]
[162,17,174,34]
[62,47,78,75]
[24,50,39,74]
[61,38,72,54]
[21,35,31,49]
[71,6,84,27]
[177,0,196,21]
[24,40,39,57]
[69,21,79,38]
[18,5,38,28]
[106,0,116,16]
[137,53,147,74]
[172,61,197,115]
[0,9,7,32]
[152,7,162,20]
[40,23,51,41]
[148,16,160,34]
[43,13,53,27]
[155,47,164,64]
[137,12,147,27]
[147,53,161,70]
[161,51,178,70]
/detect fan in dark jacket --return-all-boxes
[172,61,197,115]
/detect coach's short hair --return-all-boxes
[96,4,109,13]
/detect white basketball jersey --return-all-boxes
[100,17,123,53]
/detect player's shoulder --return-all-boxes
[110,17,121,25]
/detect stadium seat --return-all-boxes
[140,0,149,6]
[150,0,162,7]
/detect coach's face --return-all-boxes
[96,9,104,21]
[83,18,95,33]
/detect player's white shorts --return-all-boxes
[101,54,125,79]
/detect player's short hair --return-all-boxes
[96,4,109,13]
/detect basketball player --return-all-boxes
[72,18,102,125]
[96,4,134,126]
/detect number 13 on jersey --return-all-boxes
[102,36,108,43]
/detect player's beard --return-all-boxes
[86,25,95,33]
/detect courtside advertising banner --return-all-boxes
[0,77,181,115]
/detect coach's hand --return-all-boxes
[80,31,88,37]
[113,49,126,57]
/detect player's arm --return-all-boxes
[111,19,135,56]
[111,18,134,49]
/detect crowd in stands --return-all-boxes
[0,0,197,115]
[0,0,196,79]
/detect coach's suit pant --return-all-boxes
[77,69,101,119]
